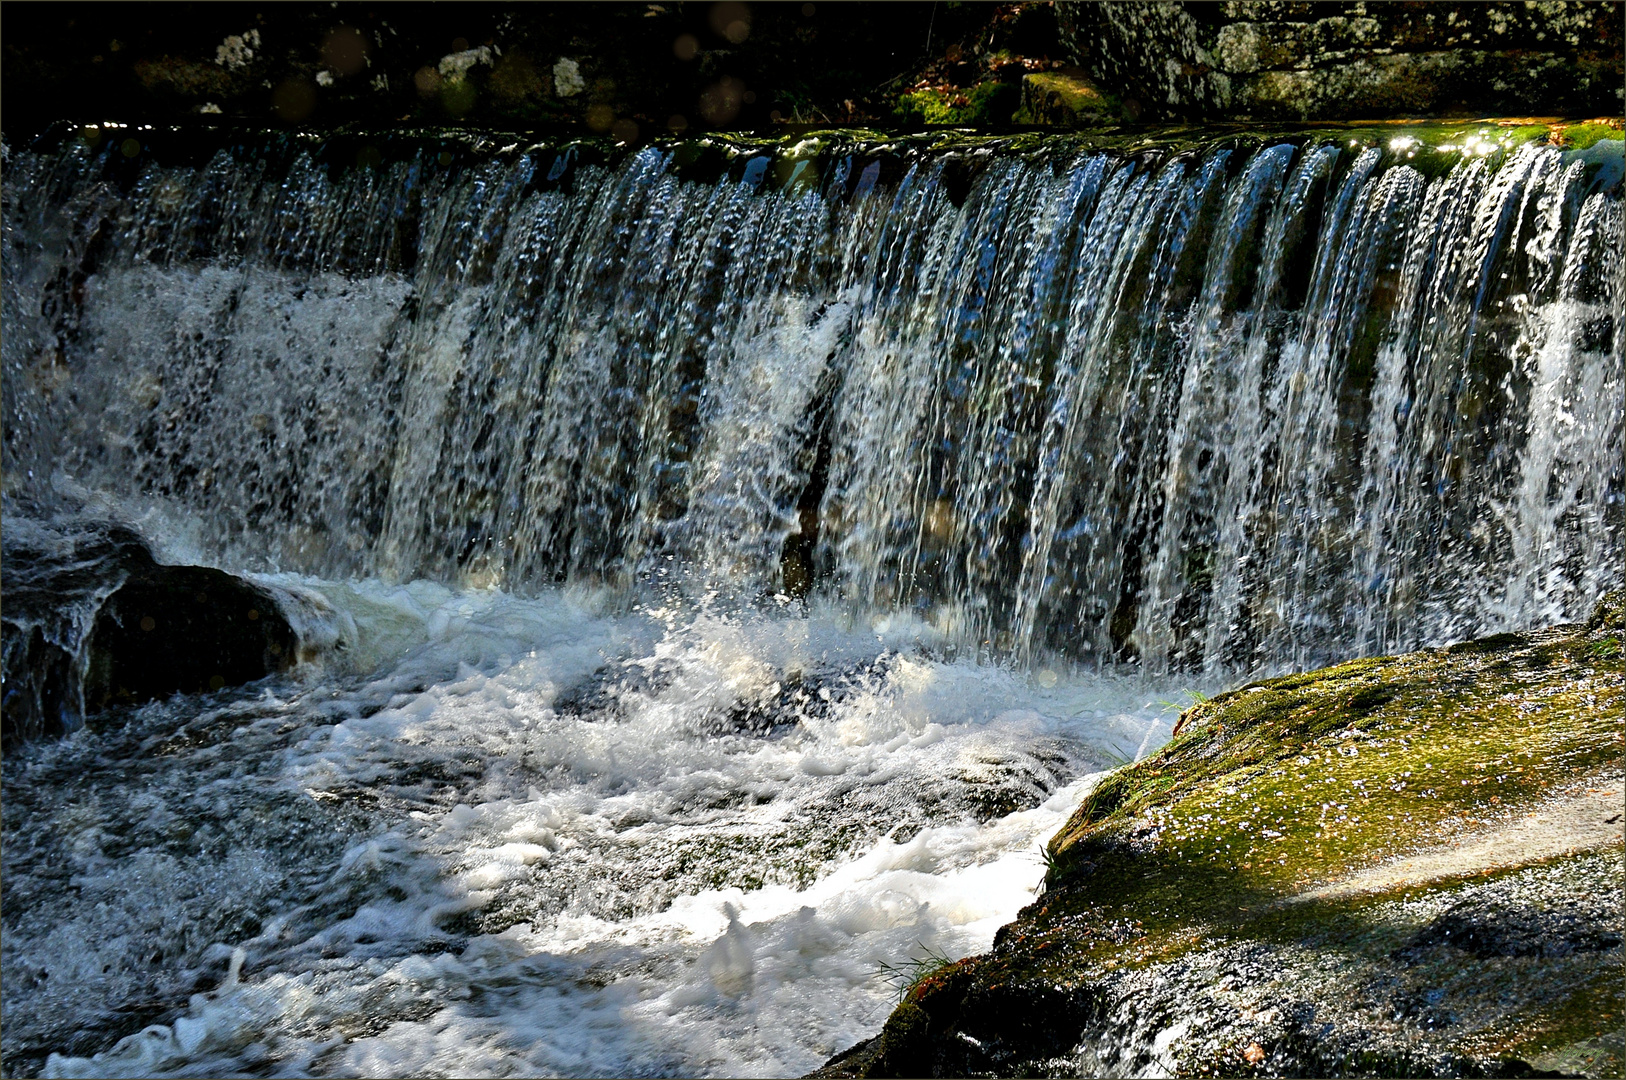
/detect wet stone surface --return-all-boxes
[820,596,1626,1078]
[1,519,303,746]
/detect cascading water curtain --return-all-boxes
[4,131,1621,675]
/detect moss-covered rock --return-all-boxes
[893,81,1023,127]
[1013,68,1131,126]
[818,591,1625,1077]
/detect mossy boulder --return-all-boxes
[893,81,1023,127]
[1014,68,1130,126]
[818,591,1625,1077]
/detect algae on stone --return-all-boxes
[1013,70,1129,127]
[817,591,1625,1078]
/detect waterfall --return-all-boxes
[5,127,1621,676]
[3,124,1623,1080]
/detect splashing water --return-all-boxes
[6,579,1175,1077]
[4,130,1618,671]
[1,127,1620,1076]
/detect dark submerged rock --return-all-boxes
[1,519,297,745]
[1,520,146,742]
[81,560,297,712]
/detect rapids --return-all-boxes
[4,574,1177,1077]
[1,125,1620,1076]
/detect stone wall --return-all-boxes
[1056,1,1624,121]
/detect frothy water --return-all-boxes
[2,126,1620,1076]
[6,578,1183,1077]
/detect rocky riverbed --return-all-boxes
[819,592,1625,1078]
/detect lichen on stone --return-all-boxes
[818,590,1626,1078]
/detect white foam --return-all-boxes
[32,580,1196,1079]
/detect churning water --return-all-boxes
[1,126,1620,1076]
[5,570,1169,1077]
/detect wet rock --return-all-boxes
[1589,588,1626,634]
[82,560,298,713]
[2,520,149,742]
[1,518,297,744]
[1015,68,1124,126]
[819,591,1626,1077]
[1395,890,1623,962]
[1055,1,1624,121]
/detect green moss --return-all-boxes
[1011,71,1131,126]
[1553,121,1625,151]
[847,590,1626,1075]
[90,119,1621,191]
[1047,620,1621,902]
[1024,71,1104,113]
[893,81,1020,127]
[871,1000,931,1077]
[1489,965,1625,1074]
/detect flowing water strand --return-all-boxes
[4,133,1621,671]
[3,129,1622,1078]
[1011,159,1187,662]
[1135,141,1299,673]
[1197,142,1343,673]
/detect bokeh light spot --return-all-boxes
[667,114,689,133]
[120,138,141,158]
[673,33,699,61]
[802,2,815,14]
[414,66,443,97]
[611,119,640,144]
[321,26,369,76]
[586,104,616,132]
[710,2,751,43]
[698,77,744,126]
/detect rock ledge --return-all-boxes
[818,591,1625,1078]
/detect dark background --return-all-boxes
[1,2,1044,139]
[3,3,1621,142]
